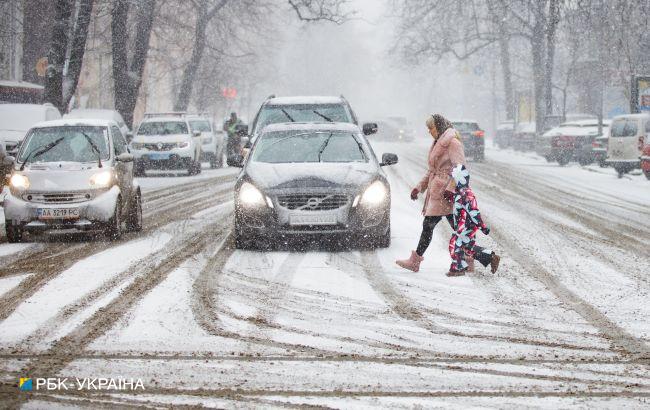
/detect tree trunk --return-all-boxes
[531,21,546,134]
[498,34,514,120]
[543,0,560,119]
[45,0,73,113]
[174,16,208,111]
[112,0,155,128]
[62,0,95,109]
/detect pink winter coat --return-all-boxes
[415,128,467,216]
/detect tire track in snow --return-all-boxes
[2,215,233,408]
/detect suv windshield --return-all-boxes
[189,120,211,132]
[252,131,367,164]
[453,122,480,133]
[138,121,188,135]
[18,126,109,163]
[255,104,352,132]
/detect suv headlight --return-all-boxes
[10,174,30,190]
[90,170,114,188]
[239,182,267,207]
[178,141,190,149]
[361,181,388,206]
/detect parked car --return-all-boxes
[247,95,378,145]
[64,109,130,141]
[512,122,536,151]
[186,114,223,169]
[232,122,397,249]
[451,120,485,160]
[592,131,610,168]
[0,103,61,156]
[606,113,650,177]
[3,119,142,242]
[641,125,650,180]
[536,119,611,166]
[130,112,203,176]
[495,120,514,148]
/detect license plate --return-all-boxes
[37,208,80,220]
[149,153,170,160]
[289,213,337,226]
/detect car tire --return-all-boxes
[209,153,218,169]
[644,170,650,180]
[234,229,255,250]
[105,198,122,240]
[126,192,143,232]
[544,156,553,162]
[615,166,626,178]
[557,154,570,166]
[5,223,23,243]
[578,157,592,166]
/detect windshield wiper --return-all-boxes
[312,110,333,122]
[280,109,295,122]
[20,137,65,171]
[317,132,334,162]
[81,131,103,168]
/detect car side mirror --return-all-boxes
[363,122,378,135]
[380,153,398,166]
[2,156,15,166]
[125,132,134,143]
[116,153,134,163]
[228,155,245,168]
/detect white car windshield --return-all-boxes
[256,104,352,131]
[252,131,367,164]
[18,126,109,163]
[138,121,188,135]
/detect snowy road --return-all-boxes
[0,142,649,408]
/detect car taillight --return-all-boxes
[592,141,600,148]
[472,130,485,137]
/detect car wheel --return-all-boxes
[544,155,553,162]
[5,223,23,243]
[578,157,592,166]
[557,154,570,166]
[105,198,122,240]
[235,229,255,250]
[126,192,143,232]
[598,159,607,168]
[187,159,196,176]
[644,170,650,180]
[209,153,218,169]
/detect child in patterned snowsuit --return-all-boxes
[447,164,498,276]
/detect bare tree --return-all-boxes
[111,0,155,128]
[44,0,95,113]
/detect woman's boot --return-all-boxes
[465,255,475,272]
[396,251,424,272]
[490,253,501,274]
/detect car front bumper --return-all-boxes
[132,147,195,169]
[3,186,120,231]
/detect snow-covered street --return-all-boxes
[1,140,648,409]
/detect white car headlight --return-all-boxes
[178,141,190,149]
[10,174,29,190]
[90,171,114,188]
[361,181,388,206]
[239,182,267,207]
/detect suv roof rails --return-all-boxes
[143,111,187,118]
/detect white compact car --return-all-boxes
[130,113,202,176]
[606,113,650,177]
[3,119,142,242]
[187,114,224,168]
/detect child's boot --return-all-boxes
[396,251,424,272]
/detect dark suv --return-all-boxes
[247,95,377,145]
[452,120,485,161]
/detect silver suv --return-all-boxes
[3,119,142,242]
[130,113,202,176]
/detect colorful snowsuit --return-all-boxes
[448,165,490,272]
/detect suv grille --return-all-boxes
[23,192,90,204]
[144,143,176,151]
[277,194,348,211]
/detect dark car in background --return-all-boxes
[233,122,397,249]
[372,119,414,142]
[451,120,485,160]
[495,120,514,148]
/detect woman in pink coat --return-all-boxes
[396,114,500,276]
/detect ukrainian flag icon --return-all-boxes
[19,378,32,391]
